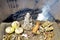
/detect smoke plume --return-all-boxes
[37,0,59,21]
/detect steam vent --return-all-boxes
[0,0,60,40]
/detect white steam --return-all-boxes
[37,0,59,21]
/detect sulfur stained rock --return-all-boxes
[15,35,21,40]
[43,32,54,40]
[11,21,20,29]
[17,36,21,40]
[41,21,53,28]
[36,30,41,34]
[3,34,21,40]
[15,27,23,34]
[39,26,44,32]
[3,35,7,40]
[5,27,14,34]
[45,26,54,32]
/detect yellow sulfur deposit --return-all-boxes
[5,27,14,33]
[42,21,53,28]
[45,26,54,31]
[11,21,20,29]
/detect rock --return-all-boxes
[15,27,23,34]
[5,27,14,34]
[22,13,33,30]
[11,21,20,29]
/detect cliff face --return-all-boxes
[0,0,60,22]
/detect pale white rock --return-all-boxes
[22,12,33,30]
[21,34,28,37]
